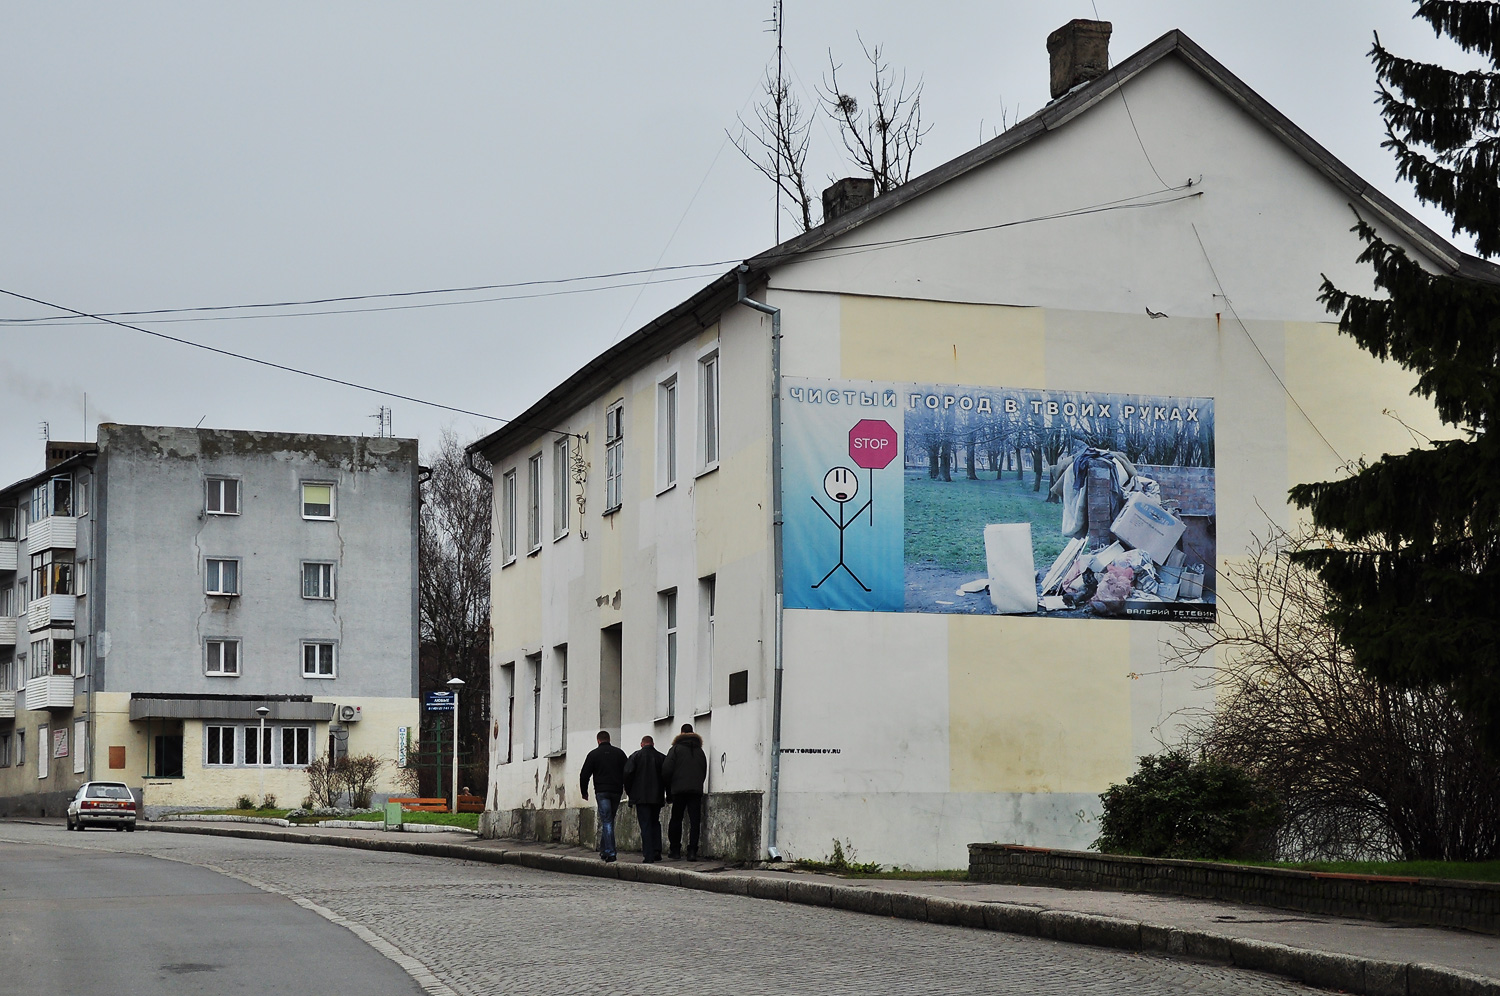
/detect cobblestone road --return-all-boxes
[0,824,1318,995]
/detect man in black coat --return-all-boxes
[579,730,627,862]
[623,734,667,863]
[661,723,708,860]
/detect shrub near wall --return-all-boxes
[1094,752,1280,860]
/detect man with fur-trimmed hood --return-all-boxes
[661,723,708,860]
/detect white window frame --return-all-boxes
[301,641,337,679]
[500,470,518,565]
[37,724,48,778]
[205,724,236,766]
[74,559,88,598]
[244,724,272,766]
[546,643,568,757]
[695,575,715,717]
[205,639,240,677]
[552,437,570,541]
[698,347,720,473]
[657,589,677,721]
[206,477,240,515]
[657,375,678,493]
[301,481,336,520]
[280,726,312,766]
[526,452,543,553]
[205,558,240,596]
[524,653,542,761]
[0,506,15,541]
[302,561,335,600]
[76,479,89,518]
[604,402,624,514]
[498,662,515,765]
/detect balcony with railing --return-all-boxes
[24,674,75,712]
[27,595,76,633]
[0,689,14,720]
[26,516,76,553]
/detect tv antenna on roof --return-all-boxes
[39,421,50,441]
[371,406,392,438]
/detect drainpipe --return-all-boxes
[463,450,491,485]
[736,264,785,862]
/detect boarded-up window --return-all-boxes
[108,745,126,769]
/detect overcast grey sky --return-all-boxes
[0,1,1475,485]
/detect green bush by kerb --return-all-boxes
[1093,752,1280,860]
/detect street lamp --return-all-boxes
[254,706,270,806]
[446,678,464,814]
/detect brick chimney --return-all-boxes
[1047,19,1112,99]
[822,177,875,224]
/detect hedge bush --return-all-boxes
[1093,751,1280,860]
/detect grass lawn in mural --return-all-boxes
[904,472,1070,613]
[903,383,1217,621]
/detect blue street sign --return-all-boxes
[424,691,455,711]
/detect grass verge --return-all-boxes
[1252,859,1500,882]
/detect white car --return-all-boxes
[66,781,138,831]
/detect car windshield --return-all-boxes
[86,784,131,799]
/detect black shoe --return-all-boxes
[668,850,682,859]
[686,851,698,861]
[602,854,616,862]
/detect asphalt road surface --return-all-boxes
[0,833,423,995]
[0,822,1318,995]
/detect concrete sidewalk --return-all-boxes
[131,819,1499,996]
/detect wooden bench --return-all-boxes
[388,796,449,812]
[457,794,485,813]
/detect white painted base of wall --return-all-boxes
[777,790,1102,871]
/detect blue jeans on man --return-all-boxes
[596,794,620,861]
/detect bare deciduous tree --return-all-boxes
[1165,526,1500,861]
[730,68,816,234]
[420,429,491,795]
[822,37,932,195]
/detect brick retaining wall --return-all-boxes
[970,843,1500,934]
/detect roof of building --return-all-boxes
[469,28,1497,462]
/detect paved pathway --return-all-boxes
[0,821,1315,995]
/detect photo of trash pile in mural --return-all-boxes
[903,385,1216,621]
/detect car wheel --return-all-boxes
[125,824,136,832]
[65,817,74,831]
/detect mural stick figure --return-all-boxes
[808,419,900,593]
[811,467,872,590]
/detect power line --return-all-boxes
[1190,223,1344,463]
[3,185,1199,329]
[1090,0,1172,191]
[8,270,720,329]
[0,285,583,439]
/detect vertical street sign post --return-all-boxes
[424,690,456,810]
[447,678,465,813]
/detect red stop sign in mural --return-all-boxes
[848,419,898,469]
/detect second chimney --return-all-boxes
[822,177,876,224]
[1047,19,1112,99]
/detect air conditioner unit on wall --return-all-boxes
[337,704,362,723]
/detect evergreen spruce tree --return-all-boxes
[1290,1,1500,746]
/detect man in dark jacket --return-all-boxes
[579,730,627,862]
[623,734,666,863]
[661,723,708,860]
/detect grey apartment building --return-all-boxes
[0,425,419,815]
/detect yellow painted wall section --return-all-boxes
[948,614,1133,793]
[1282,320,1450,487]
[840,295,1046,385]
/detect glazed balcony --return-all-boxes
[0,538,16,572]
[27,595,76,633]
[24,674,75,712]
[26,516,76,553]
[0,616,16,646]
[0,689,14,720]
